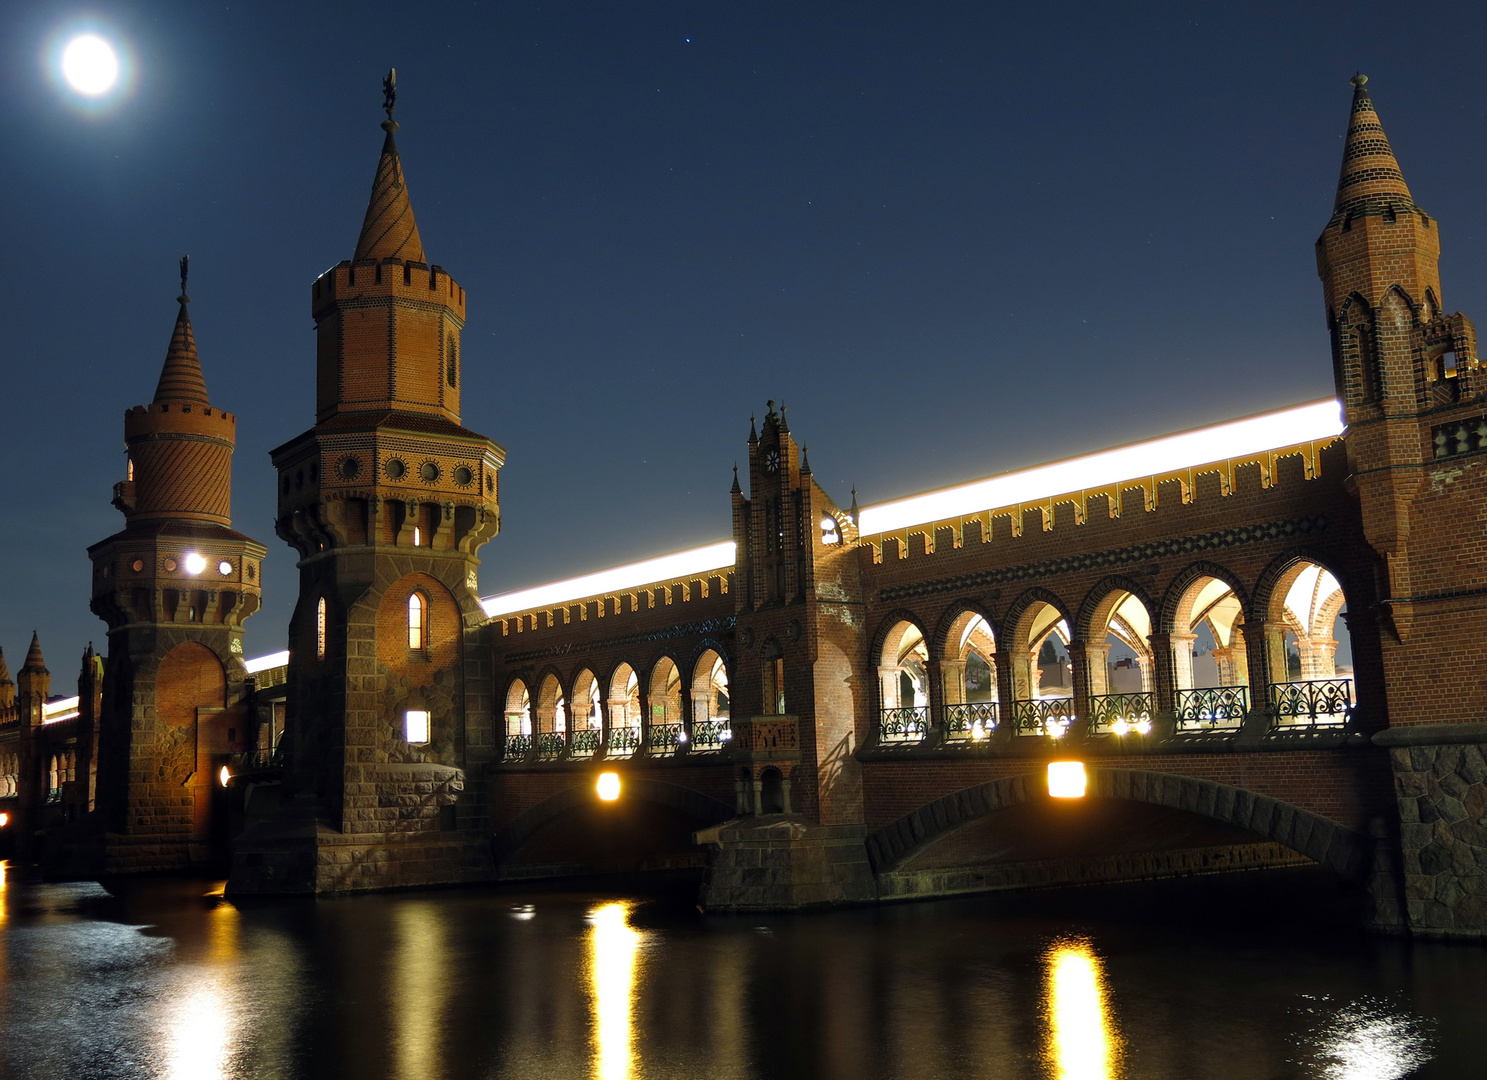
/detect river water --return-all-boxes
[0,861,1481,1079]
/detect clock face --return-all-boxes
[764,449,780,473]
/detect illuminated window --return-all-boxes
[412,526,421,547]
[405,710,430,744]
[316,597,327,659]
[127,457,134,481]
[408,592,426,651]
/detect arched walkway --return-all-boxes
[864,768,1372,883]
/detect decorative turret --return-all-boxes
[113,258,238,527]
[0,645,13,710]
[17,632,50,725]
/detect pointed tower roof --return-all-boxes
[353,70,426,263]
[23,632,47,673]
[1332,74,1417,221]
[0,645,11,685]
[152,256,210,406]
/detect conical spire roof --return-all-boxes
[1332,74,1416,219]
[152,257,210,406]
[0,646,11,685]
[353,123,426,263]
[23,631,47,673]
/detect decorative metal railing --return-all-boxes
[690,719,733,752]
[535,731,567,761]
[503,733,533,759]
[879,706,930,743]
[1010,698,1074,737]
[607,726,641,757]
[1268,679,1353,727]
[1088,692,1154,735]
[944,702,999,740]
[647,723,684,754]
[570,728,602,757]
[1174,686,1249,730]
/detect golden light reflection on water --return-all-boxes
[1044,937,1122,1080]
[165,902,240,1080]
[587,901,641,1080]
[393,902,449,1080]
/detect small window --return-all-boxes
[316,597,327,659]
[408,593,426,651]
[127,458,134,481]
[405,710,430,744]
[447,333,458,388]
[412,526,421,547]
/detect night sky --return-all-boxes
[5,1,1487,668]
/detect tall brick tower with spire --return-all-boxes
[84,261,266,872]
[1317,76,1487,936]
[230,73,502,894]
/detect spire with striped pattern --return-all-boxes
[1332,74,1417,221]
[151,258,209,406]
[353,112,425,262]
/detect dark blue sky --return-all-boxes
[4,1,1487,666]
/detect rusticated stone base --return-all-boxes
[1377,730,1487,939]
[226,763,495,895]
[878,842,1311,901]
[695,816,878,911]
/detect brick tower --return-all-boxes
[230,74,502,894]
[85,262,266,872]
[1317,75,1487,936]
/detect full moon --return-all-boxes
[61,34,119,96]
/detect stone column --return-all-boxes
[994,652,1017,741]
[1240,620,1277,732]
[1067,640,1094,739]
[1169,632,1197,690]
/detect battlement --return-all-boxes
[124,401,236,442]
[493,571,733,637]
[312,259,466,321]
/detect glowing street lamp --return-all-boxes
[1047,761,1087,798]
[596,772,621,801]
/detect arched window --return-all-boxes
[316,597,327,659]
[408,592,426,652]
[447,333,459,388]
[127,457,134,481]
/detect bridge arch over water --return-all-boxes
[865,769,1374,884]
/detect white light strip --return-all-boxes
[245,650,290,674]
[856,399,1343,537]
[481,541,737,618]
[42,696,81,724]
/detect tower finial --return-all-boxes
[178,254,189,305]
[1350,71,1368,89]
[731,462,741,495]
[382,68,398,130]
[849,486,859,523]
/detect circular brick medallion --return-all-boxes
[385,457,407,480]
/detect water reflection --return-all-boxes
[1044,937,1122,1080]
[391,903,449,1080]
[1304,998,1431,1080]
[164,901,240,1080]
[588,901,641,1080]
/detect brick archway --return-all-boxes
[865,768,1373,882]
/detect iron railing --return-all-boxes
[944,702,999,740]
[503,733,533,759]
[879,706,930,743]
[647,722,684,754]
[607,726,641,757]
[1174,686,1249,730]
[1010,698,1074,737]
[690,719,733,752]
[535,731,567,761]
[570,728,602,757]
[1268,679,1353,727]
[1088,692,1154,735]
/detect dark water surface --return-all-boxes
[1,861,1482,1079]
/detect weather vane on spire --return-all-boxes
[382,68,397,121]
[178,255,190,304]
